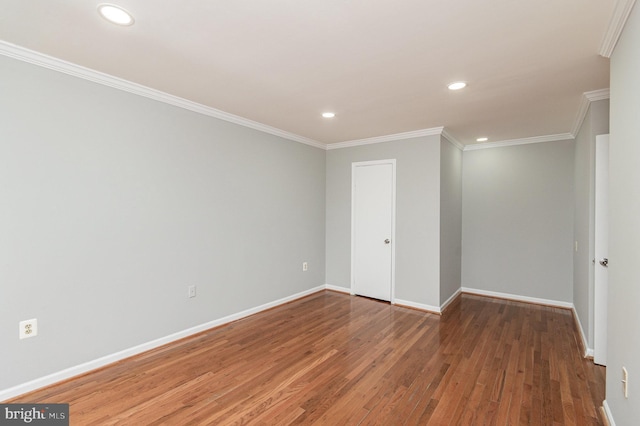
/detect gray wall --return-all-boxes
[325,137,441,307]
[439,138,462,304]
[0,55,326,390]
[1,28,619,402]
[573,99,609,348]
[462,140,575,302]
[607,3,640,422]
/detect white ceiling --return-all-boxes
[0,0,615,146]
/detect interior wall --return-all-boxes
[439,137,462,304]
[1,28,619,403]
[0,55,326,392]
[573,99,610,349]
[461,140,575,303]
[607,2,640,423]
[325,136,441,308]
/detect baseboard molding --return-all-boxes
[324,284,351,294]
[0,285,326,402]
[326,285,452,315]
[462,288,597,355]
[571,306,594,358]
[325,285,443,314]
[440,288,462,312]
[461,287,573,309]
[602,400,616,426]
[394,298,441,314]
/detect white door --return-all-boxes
[594,134,609,366]
[351,160,395,302]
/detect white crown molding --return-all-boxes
[441,129,465,151]
[570,88,611,136]
[0,40,326,150]
[585,88,611,102]
[326,127,444,150]
[463,133,574,151]
[599,0,637,58]
[0,40,613,154]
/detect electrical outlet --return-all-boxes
[302,262,308,272]
[188,285,196,298]
[19,318,38,339]
[623,367,629,398]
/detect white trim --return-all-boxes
[0,38,617,153]
[327,127,444,150]
[329,286,452,315]
[0,40,325,150]
[461,287,574,309]
[324,284,351,294]
[0,285,325,401]
[351,159,397,304]
[572,306,595,358]
[599,0,637,58]
[603,400,617,426]
[585,88,612,102]
[571,89,612,136]
[571,93,594,137]
[440,287,462,311]
[394,299,441,314]
[594,134,610,366]
[463,133,574,151]
[441,129,465,151]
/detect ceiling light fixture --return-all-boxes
[476,137,488,142]
[447,82,467,91]
[98,4,135,26]
[322,112,336,118]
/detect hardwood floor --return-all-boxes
[8,291,605,425]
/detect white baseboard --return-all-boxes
[461,287,574,309]
[324,284,351,294]
[325,284,446,314]
[603,400,616,426]
[571,306,594,358]
[394,298,441,314]
[460,288,596,357]
[328,286,598,366]
[0,285,326,402]
[441,288,462,312]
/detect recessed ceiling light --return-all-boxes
[447,82,467,91]
[98,4,135,26]
[322,112,336,118]
[476,137,489,142]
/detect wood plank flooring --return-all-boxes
[8,291,605,425]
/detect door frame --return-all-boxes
[350,159,397,303]
[594,134,609,365]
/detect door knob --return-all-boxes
[599,258,609,267]
[384,239,391,244]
